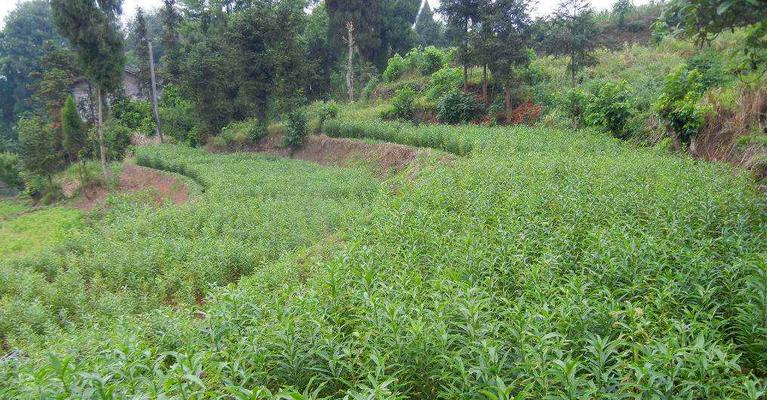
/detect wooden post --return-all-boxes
[149,41,163,143]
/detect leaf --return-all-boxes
[716,1,735,15]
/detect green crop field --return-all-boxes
[1,121,765,398]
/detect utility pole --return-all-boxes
[148,41,163,143]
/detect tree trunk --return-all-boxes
[504,86,512,123]
[482,64,488,106]
[463,64,468,92]
[148,41,164,143]
[570,53,576,87]
[96,86,109,180]
[346,21,355,104]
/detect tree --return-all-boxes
[61,96,87,164]
[17,115,59,182]
[0,0,66,143]
[487,0,533,119]
[51,0,126,178]
[439,0,481,91]
[415,1,445,47]
[612,0,632,28]
[160,0,182,83]
[663,0,767,75]
[380,0,421,66]
[326,0,383,67]
[303,4,336,100]
[132,8,151,97]
[548,0,599,85]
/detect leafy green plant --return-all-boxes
[390,86,417,121]
[426,67,462,101]
[584,80,635,138]
[655,66,709,145]
[383,53,406,83]
[0,152,23,190]
[283,110,308,148]
[437,90,482,124]
[102,119,133,161]
[420,46,446,75]
[318,101,339,132]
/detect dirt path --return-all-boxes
[74,164,189,210]
[211,134,448,176]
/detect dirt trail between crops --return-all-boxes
[72,164,189,210]
[211,134,449,176]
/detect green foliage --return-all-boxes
[16,115,59,179]
[655,66,709,144]
[383,53,407,83]
[61,96,86,161]
[323,119,473,155]
[101,120,132,162]
[318,101,340,131]
[0,0,65,136]
[584,80,634,138]
[427,67,463,101]
[390,86,417,121]
[437,90,482,124]
[0,204,81,257]
[111,98,155,136]
[215,118,267,150]
[50,0,125,93]
[158,84,197,145]
[415,1,445,47]
[3,119,767,395]
[20,173,63,205]
[420,46,446,75]
[0,152,23,190]
[547,0,599,84]
[283,110,308,148]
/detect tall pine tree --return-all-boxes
[133,7,151,97]
[160,0,181,83]
[548,0,599,85]
[415,1,444,47]
[51,0,125,178]
[439,0,481,90]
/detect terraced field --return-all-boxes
[1,123,766,398]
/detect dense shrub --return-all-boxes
[437,90,482,124]
[584,80,635,138]
[283,110,308,148]
[427,67,462,101]
[111,97,155,136]
[383,53,406,82]
[420,46,446,75]
[21,172,63,205]
[159,85,198,145]
[655,66,709,145]
[558,87,589,127]
[0,152,23,190]
[390,86,417,121]
[318,101,339,131]
[102,119,133,161]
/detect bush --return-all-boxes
[584,80,635,138]
[283,110,308,148]
[426,67,462,101]
[420,46,446,75]
[655,66,709,145]
[437,90,482,124]
[0,152,23,190]
[390,86,417,121]
[111,97,155,136]
[558,87,589,127]
[102,119,133,161]
[22,172,62,205]
[383,53,407,83]
[318,101,339,131]
[158,84,199,145]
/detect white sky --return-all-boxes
[1,0,650,29]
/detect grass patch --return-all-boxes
[0,206,82,258]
